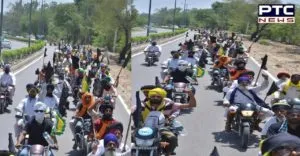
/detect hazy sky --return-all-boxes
[133,0,300,13]
[2,0,74,12]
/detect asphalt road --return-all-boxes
[0,45,131,156]
[132,31,275,156]
[10,40,28,50]
[132,27,172,37]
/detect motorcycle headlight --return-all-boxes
[241,110,254,117]
[174,88,184,93]
[135,138,155,147]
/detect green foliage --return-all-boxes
[258,39,270,45]
[131,28,188,44]
[1,41,45,63]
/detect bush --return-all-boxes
[1,40,45,63]
[131,28,188,44]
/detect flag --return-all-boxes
[261,55,268,70]
[196,67,205,78]
[44,48,47,57]
[51,111,66,136]
[210,146,220,156]
[132,91,141,128]
[266,81,279,97]
[81,76,89,92]
[217,47,224,56]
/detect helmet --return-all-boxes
[272,100,291,111]
[151,41,157,46]
[177,60,188,72]
[234,59,246,66]
[99,104,114,113]
[238,76,250,84]
[287,98,300,110]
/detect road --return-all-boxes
[0,45,131,156]
[132,31,275,155]
[132,27,172,37]
[10,40,28,50]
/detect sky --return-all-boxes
[2,0,74,12]
[133,0,300,13]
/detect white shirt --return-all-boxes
[224,79,269,104]
[144,45,162,53]
[167,59,180,70]
[16,97,38,116]
[43,95,59,109]
[0,72,16,86]
[184,57,198,66]
[261,116,281,135]
[88,139,130,156]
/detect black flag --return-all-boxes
[44,48,47,57]
[261,55,268,70]
[210,146,220,156]
[266,81,279,97]
[132,91,141,128]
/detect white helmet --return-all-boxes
[178,60,188,72]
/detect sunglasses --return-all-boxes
[34,110,44,113]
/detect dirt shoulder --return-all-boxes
[243,39,300,76]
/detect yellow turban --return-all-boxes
[148,88,167,99]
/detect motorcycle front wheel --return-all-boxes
[241,125,250,149]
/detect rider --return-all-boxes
[267,98,300,138]
[101,77,118,106]
[42,84,59,110]
[212,55,233,69]
[275,74,300,101]
[194,45,208,68]
[0,64,16,105]
[69,92,93,149]
[229,58,248,81]
[166,51,181,71]
[261,100,291,139]
[144,41,162,62]
[14,84,39,138]
[15,102,58,156]
[96,63,110,80]
[223,76,273,132]
[93,104,117,140]
[184,51,198,67]
[275,72,290,87]
[164,60,197,97]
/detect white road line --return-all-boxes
[132,36,186,58]
[14,54,44,75]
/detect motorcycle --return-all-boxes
[231,103,257,149]
[74,117,93,155]
[210,68,229,92]
[132,111,165,156]
[145,51,159,67]
[0,86,12,114]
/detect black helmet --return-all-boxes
[99,104,114,113]
[234,59,246,66]
[287,98,300,110]
[151,41,157,46]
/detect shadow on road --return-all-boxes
[180,108,194,115]
[140,63,159,67]
[205,85,223,93]
[65,150,84,156]
[214,100,224,106]
[212,131,260,152]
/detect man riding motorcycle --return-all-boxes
[0,64,16,105]
[164,60,197,98]
[15,102,58,156]
[69,92,94,149]
[144,41,162,62]
[93,104,117,140]
[261,100,291,139]
[229,58,248,81]
[14,84,39,138]
[223,76,274,132]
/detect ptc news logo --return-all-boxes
[258,4,295,23]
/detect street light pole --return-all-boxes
[146,0,152,37]
[0,0,4,56]
[172,0,177,33]
[28,0,33,47]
